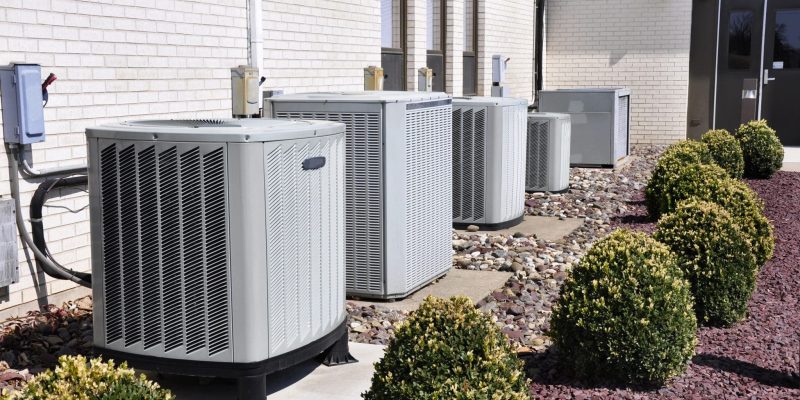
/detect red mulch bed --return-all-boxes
[528,171,800,399]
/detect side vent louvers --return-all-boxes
[99,143,230,357]
[274,111,384,295]
[526,120,550,191]
[452,108,486,222]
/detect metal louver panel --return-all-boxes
[265,137,345,357]
[615,95,630,162]
[404,104,452,293]
[526,120,550,191]
[452,108,486,222]
[499,106,526,222]
[274,111,383,296]
[98,142,231,359]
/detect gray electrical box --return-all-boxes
[0,64,46,144]
[538,88,630,167]
[0,198,19,288]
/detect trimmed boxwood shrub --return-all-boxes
[654,199,758,326]
[550,230,697,386]
[363,296,529,400]
[648,162,730,220]
[735,120,784,178]
[645,140,714,218]
[702,129,744,179]
[706,180,775,266]
[3,355,173,400]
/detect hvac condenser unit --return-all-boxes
[86,118,353,395]
[269,92,453,300]
[526,113,571,193]
[452,97,527,230]
[538,88,630,167]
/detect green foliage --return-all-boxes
[645,140,714,218]
[704,180,775,266]
[654,200,758,326]
[648,162,730,220]
[3,355,173,400]
[363,296,529,400]
[702,129,745,179]
[735,120,784,178]
[550,230,697,386]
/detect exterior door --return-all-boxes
[716,0,764,133]
[762,0,800,145]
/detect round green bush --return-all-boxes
[4,355,173,400]
[363,296,529,400]
[701,129,744,179]
[648,162,730,220]
[705,180,775,266]
[645,140,714,218]
[550,230,697,385]
[654,199,758,326]
[735,120,784,178]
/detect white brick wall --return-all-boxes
[0,0,248,313]
[544,0,693,144]
[262,0,381,93]
[477,0,535,102]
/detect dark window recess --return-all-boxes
[728,10,754,69]
[774,9,800,69]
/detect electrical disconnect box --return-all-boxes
[0,64,46,144]
[491,55,509,97]
[230,65,260,118]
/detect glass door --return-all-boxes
[762,0,800,145]
[382,0,406,91]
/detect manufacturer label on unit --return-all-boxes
[773,61,784,70]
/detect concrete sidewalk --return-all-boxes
[158,342,385,400]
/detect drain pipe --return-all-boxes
[247,0,264,108]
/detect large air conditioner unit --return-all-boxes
[538,88,630,167]
[526,113,571,193]
[451,97,527,230]
[86,118,354,397]
[269,92,453,300]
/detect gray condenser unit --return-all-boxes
[526,113,571,193]
[86,118,354,395]
[538,88,630,167]
[269,92,453,300]
[452,97,527,230]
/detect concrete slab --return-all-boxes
[782,162,800,172]
[783,146,800,163]
[349,268,512,312]
[156,342,385,400]
[454,215,584,242]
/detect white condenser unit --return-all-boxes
[269,92,453,300]
[86,119,355,397]
[452,97,527,230]
[527,113,571,193]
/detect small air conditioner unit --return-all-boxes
[538,88,630,167]
[86,118,353,396]
[526,113,571,193]
[269,92,453,300]
[452,97,527,229]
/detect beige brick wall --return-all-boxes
[544,0,693,144]
[0,0,250,313]
[263,0,381,93]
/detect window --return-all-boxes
[463,0,477,95]
[427,0,443,51]
[382,0,406,90]
[463,0,475,53]
[728,10,754,69]
[381,0,403,49]
[774,9,800,69]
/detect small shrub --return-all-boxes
[648,162,730,219]
[645,140,714,218]
[363,296,529,400]
[702,129,744,179]
[550,230,697,385]
[4,355,173,400]
[654,199,758,326]
[706,180,775,266]
[735,120,784,178]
